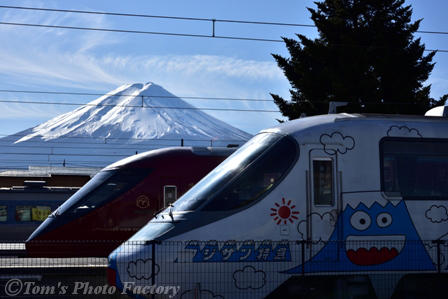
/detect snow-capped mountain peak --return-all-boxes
[15,82,251,143]
[2,82,252,169]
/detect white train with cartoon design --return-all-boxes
[108,105,448,299]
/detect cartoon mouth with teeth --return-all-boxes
[344,208,407,266]
[345,235,405,266]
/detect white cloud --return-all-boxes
[0,101,66,120]
[140,54,282,80]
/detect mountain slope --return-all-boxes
[16,83,251,143]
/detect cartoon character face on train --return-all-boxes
[285,201,435,274]
[341,201,426,267]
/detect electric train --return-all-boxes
[108,106,448,299]
[0,182,79,241]
[26,146,237,257]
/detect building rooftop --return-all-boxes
[0,166,102,178]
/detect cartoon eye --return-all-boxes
[377,213,392,228]
[350,211,371,231]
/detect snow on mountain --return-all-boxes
[0,82,252,169]
[16,83,251,143]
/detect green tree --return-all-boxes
[272,0,441,118]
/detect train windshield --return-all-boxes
[55,169,152,216]
[171,133,297,212]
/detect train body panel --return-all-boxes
[26,146,236,257]
[0,186,78,240]
[109,112,448,298]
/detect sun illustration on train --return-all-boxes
[270,198,300,225]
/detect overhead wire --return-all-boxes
[0,98,279,113]
[0,5,321,28]
[0,5,447,51]
[0,131,249,145]
[1,5,447,34]
[0,139,246,148]
[0,21,284,43]
[0,138,246,167]
[0,89,273,102]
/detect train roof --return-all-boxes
[260,112,448,137]
[0,185,80,193]
[104,146,237,170]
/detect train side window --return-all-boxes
[164,186,177,207]
[313,159,333,205]
[31,206,51,221]
[381,138,448,199]
[15,206,31,221]
[0,206,7,221]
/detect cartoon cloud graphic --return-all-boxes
[426,206,448,223]
[127,259,160,280]
[233,266,266,290]
[298,212,336,242]
[387,126,422,138]
[320,132,355,155]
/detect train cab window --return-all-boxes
[200,135,297,211]
[313,159,333,205]
[0,206,7,221]
[171,133,297,212]
[381,138,448,199]
[57,169,152,215]
[171,133,287,212]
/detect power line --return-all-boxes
[0,133,249,143]
[0,142,202,150]
[1,20,447,53]
[0,139,247,148]
[0,152,139,158]
[0,92,440,112]
[1,5,448,36]
[0,139,247,166]
[0,89,273,102]
[0,138,249,166]
[0,98,280,113]
[0,21,284,43]
[0,130,251,151]
[0,5,316,28]
[0,94,440,123]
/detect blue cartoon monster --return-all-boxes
[283,201,435,274]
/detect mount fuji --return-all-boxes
[0,82,252,169]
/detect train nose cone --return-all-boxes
[25,216,62,257]
[26,216,56,242]
[107,242,155,296]
[108,245,126,293]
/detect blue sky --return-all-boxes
[0,0,447,136]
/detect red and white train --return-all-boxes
[26,146,236,257]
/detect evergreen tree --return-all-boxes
[272,0,440,118]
